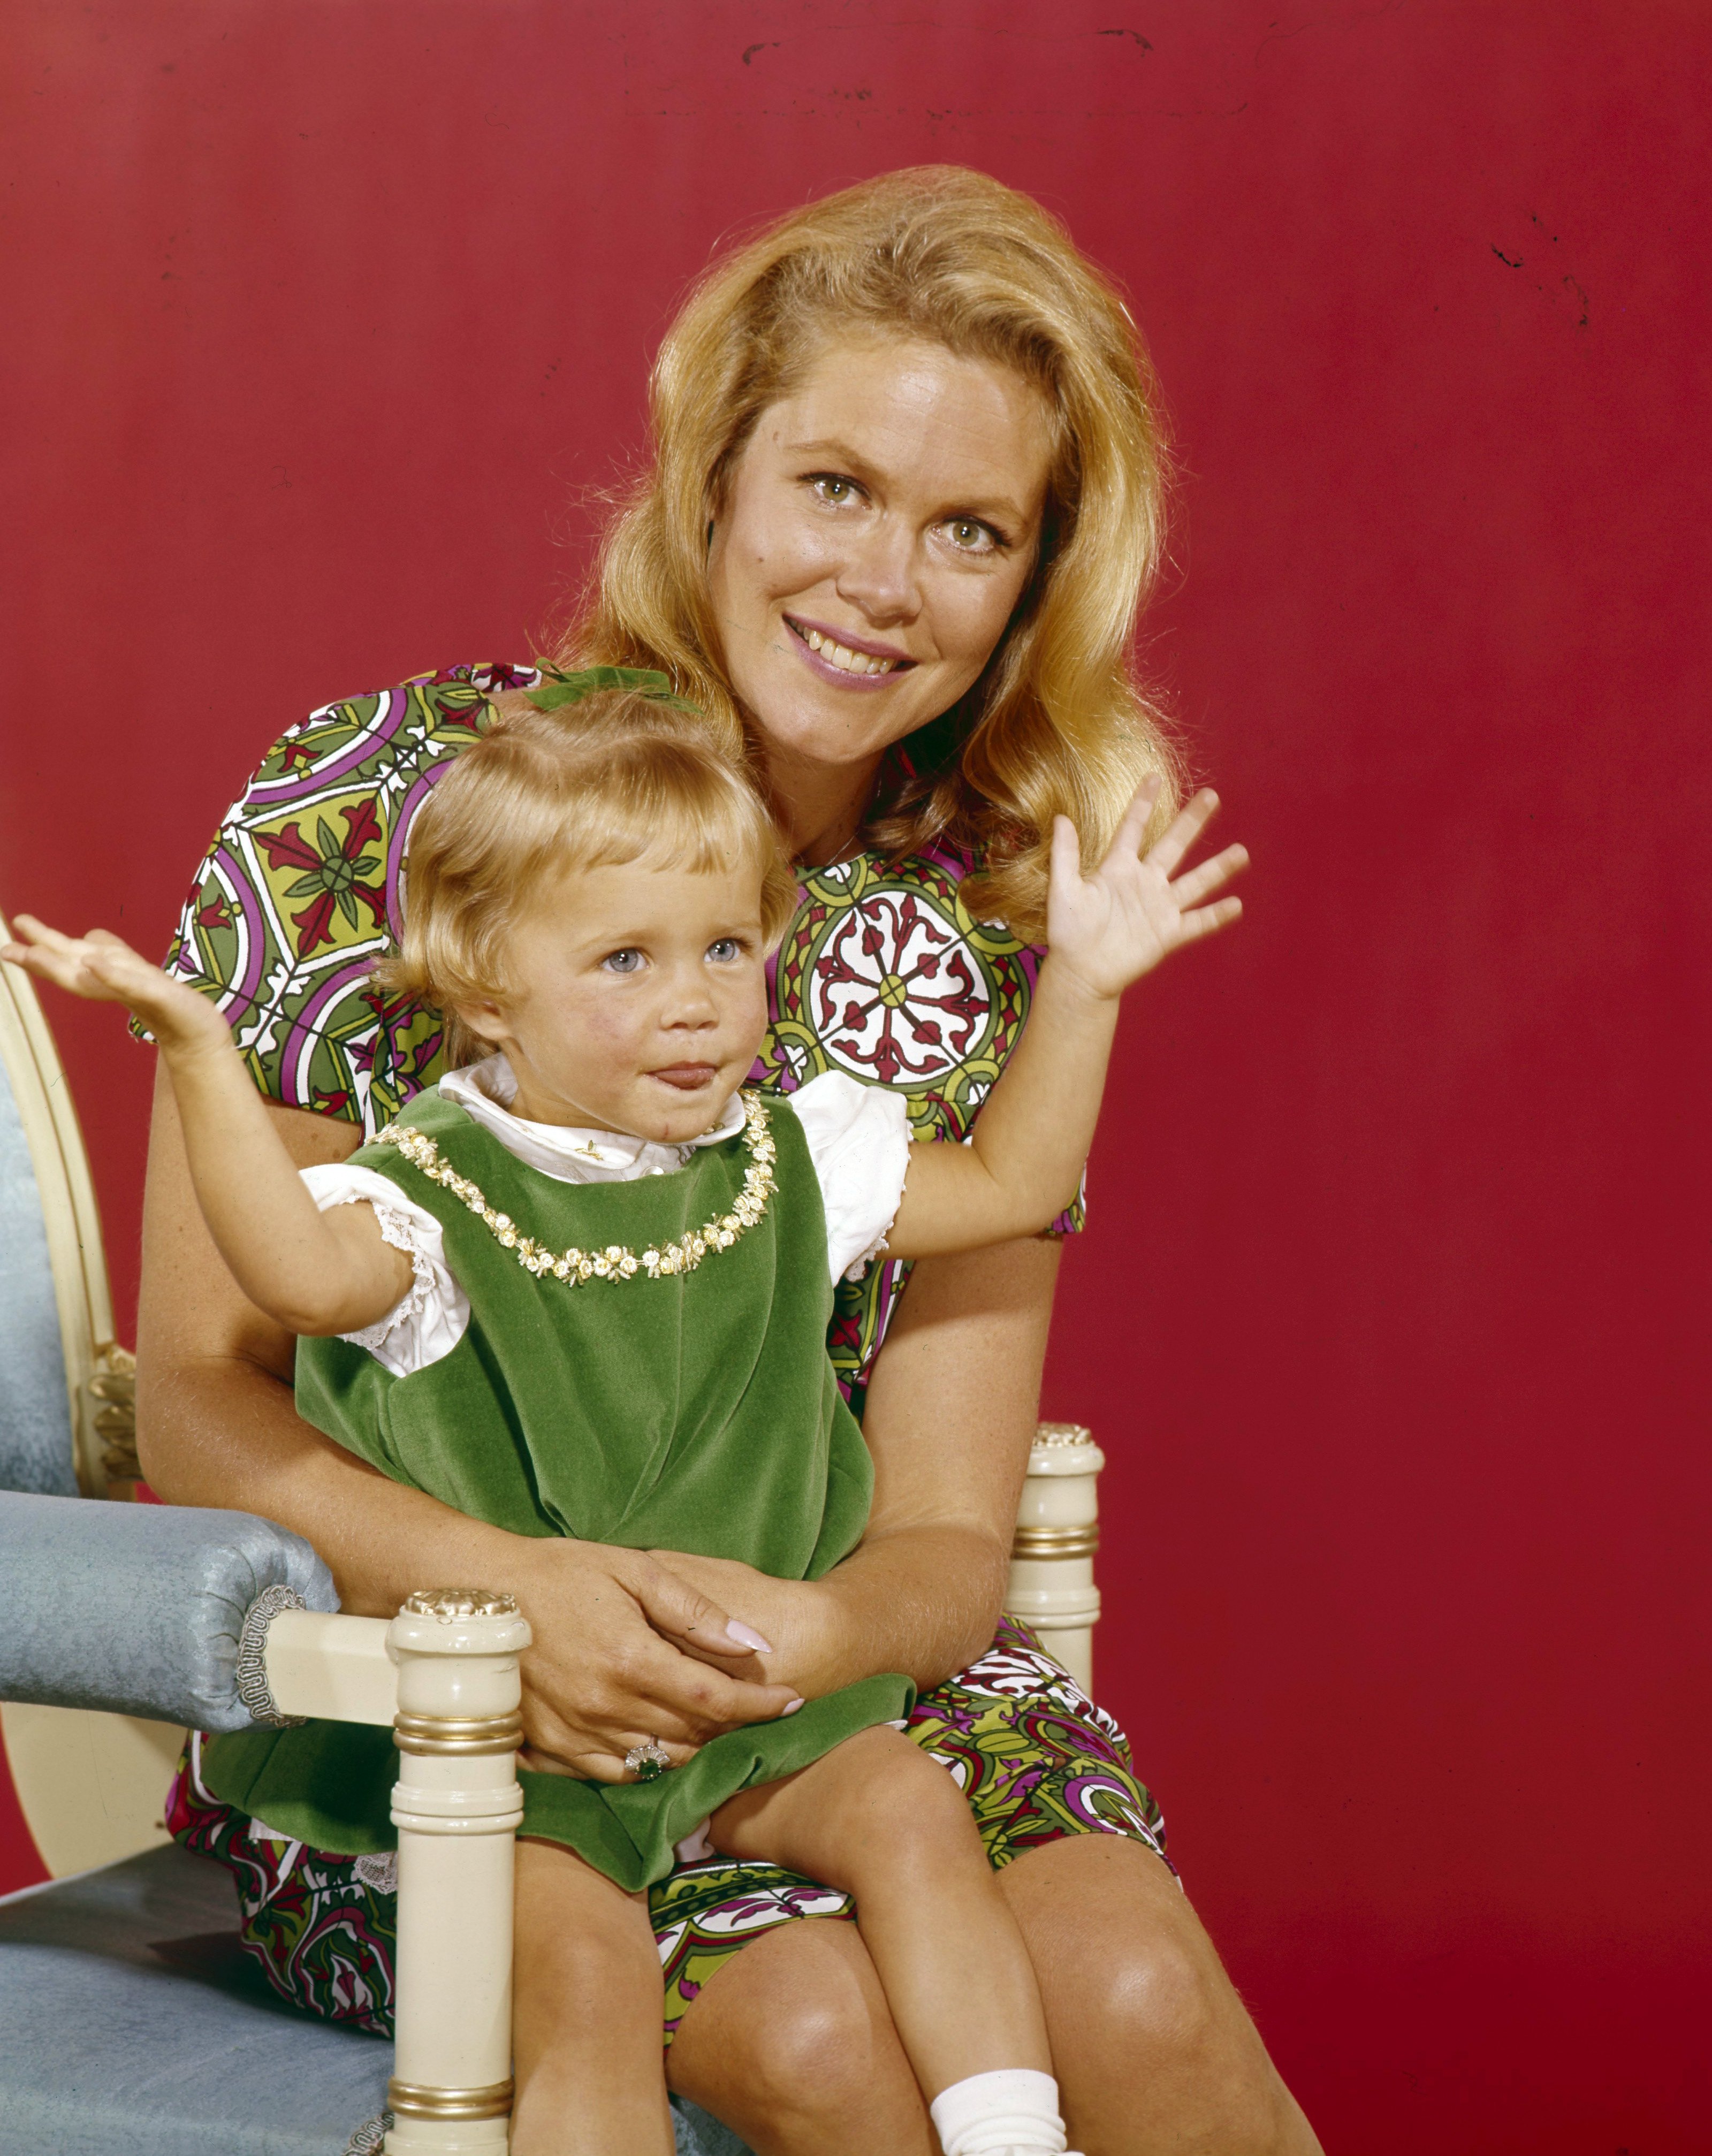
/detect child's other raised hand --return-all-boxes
[1046,778,1249,1001]
[1,916,229,1057]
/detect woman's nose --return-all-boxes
[833,515,921,626]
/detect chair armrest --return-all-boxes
[264,1609,397,1724]
[0,1490,337,1732]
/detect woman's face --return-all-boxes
[706,337,1053,790]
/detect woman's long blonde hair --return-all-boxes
[557,165,1178,936]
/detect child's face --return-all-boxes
[457,854,772,1143]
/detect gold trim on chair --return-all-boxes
[386,2076,515,2122]
[393,1711,526,1757]
[1011,1523,1100,1559]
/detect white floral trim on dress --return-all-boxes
[296,1055,910,1377]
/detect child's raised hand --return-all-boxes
[1046,779,1249,1001]
[1,916,229,1056]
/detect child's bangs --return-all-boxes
[573,771,769,883]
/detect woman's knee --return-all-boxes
[1002,1835,1234,2052]
[668,1921,932,2147]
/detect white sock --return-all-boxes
[929,2068,1068,2155]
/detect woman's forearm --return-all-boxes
[811,1518,1011,1693]
[140,1346,524,1614]
[658,1233,1061,1698]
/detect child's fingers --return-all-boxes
[7,913,86,961]
[3,917,156,1005]
[1176,894,1244,941]
[1145,787,1221,881]
[1167,842,1251,908]
[85,927,146,958]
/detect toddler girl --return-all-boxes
[6,682,1244,2156]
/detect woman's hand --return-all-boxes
[509,1535,804,1783]
[1047,779,1248,1002]
[644,1550,849,1696]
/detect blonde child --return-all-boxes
[5,685,1244,2156]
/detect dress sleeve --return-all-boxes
[787,1071,913,1285]
[298,1164,470,1378]
[150,665,533,1134]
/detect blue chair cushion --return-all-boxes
[0,1843,754,2155]
[0,1843,387,2154]
[0,1492,339,1732]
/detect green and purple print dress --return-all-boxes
[161,662,1169,2040]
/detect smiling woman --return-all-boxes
[576,168,1178,935]
[133,166,1319,2154]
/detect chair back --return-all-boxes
[0,912,128,1499]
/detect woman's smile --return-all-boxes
[783,614,916,687]
[707,337,1052,842]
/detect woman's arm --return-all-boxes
[654,1231,1062,1696]
[135,1061,803,1778]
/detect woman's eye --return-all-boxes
[808,474,860,506]
[600,949,644,974]
[943,516,999,554]
[706,938,743,964]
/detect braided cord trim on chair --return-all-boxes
[344,2115,393,2156]
[235,1581,309,1727]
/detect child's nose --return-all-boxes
[661,971,719,1025]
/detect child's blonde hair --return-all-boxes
[376,689,800,1065]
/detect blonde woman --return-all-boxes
[139,168,1322,2153]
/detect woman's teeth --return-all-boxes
[799,626,899,676]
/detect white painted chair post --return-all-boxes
[263,1590,532,2153]
[1005,1421,1105,1690]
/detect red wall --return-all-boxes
[3,4,1707,2146]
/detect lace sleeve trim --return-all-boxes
[337,1195,442,1354]
[297,1161,470,1376]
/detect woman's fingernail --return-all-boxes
[725,1620,774,1654]
[781,1697,804,1716]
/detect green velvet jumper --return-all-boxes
[201,1090,912,1891]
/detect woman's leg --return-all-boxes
[1000,1834,1324,2156]
[667,1837,1321,2155]
[666,1917,936,2156]
[708,1726,1051,2100]
[511,1838,675,2156]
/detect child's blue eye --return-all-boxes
[601,949,644,974]
[706,939,742,964]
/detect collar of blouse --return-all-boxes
[436,1054,747,1186]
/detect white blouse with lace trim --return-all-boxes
[299,1054,911,1380]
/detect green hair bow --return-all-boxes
[526,663,699,715]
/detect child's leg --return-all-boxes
[709,1726,1070,2152]
[511,1836,674,2156]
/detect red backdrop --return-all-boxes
[3,4,1707,2148]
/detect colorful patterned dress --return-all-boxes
[161,663,1170,2040]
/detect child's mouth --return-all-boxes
[649,1064,719,1092]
